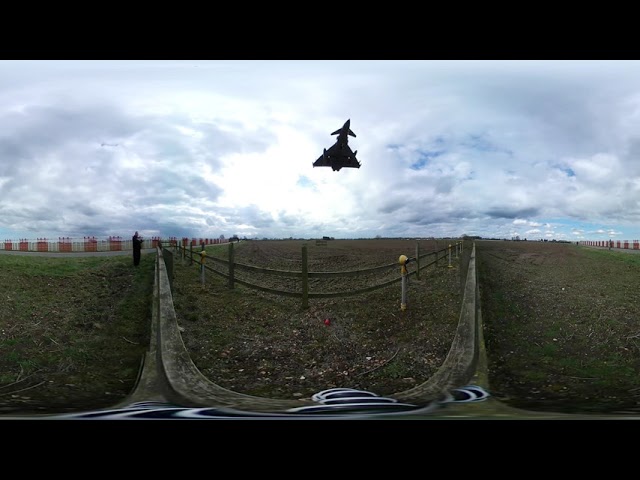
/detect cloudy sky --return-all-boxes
[1,60,640,242]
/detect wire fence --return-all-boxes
[167,240,465,309]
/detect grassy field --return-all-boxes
[0,252,155,415]
[1,239,638,416]
[477,240,640,414]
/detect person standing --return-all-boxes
[132,231,143,266]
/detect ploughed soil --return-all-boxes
[172,239,466,400]
[476,240,640,415]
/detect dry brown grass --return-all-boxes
[172,239,467,399]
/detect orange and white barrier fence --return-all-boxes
[0,235,225,252]
[580,240,640,250]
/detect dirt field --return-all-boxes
[172,239,467,400]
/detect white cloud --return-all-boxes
[1,60,640,241]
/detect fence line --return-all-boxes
[173,240,464,308]
[0,236,230,253]
[580,240,640,250]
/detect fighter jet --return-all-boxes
[313,119,361,171]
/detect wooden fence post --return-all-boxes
[415,242,420,280]
[200,248,206,288]
[228,241,235,289]
[302,244,309,309]
[400,257,408,311]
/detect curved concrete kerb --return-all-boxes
[128,244,483,414]
[154,248,312,412]
[393,243,479,403]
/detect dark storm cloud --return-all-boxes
[377,198,405,215]
[278,212,305,227]
[620,138,640,177]
[1,204,60,221]
[434,176,456,194]
[131,168,223,206]
[0,140,31,174]
[485,207,540,219]
[241,208,277,229]
[0,103,143,155]
[0,102,151,206]
[401,207,474,226]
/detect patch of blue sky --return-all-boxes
[538,218,623,238]
[410,149,446,171]
[296,176,313,188]
[549,162,576,177]
[462,133,513,156]
[537,218,583,231]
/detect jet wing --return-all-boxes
[334,149,361,170]
[313,143,361,171]
[313,152,332,168]
[313,142,340,168]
